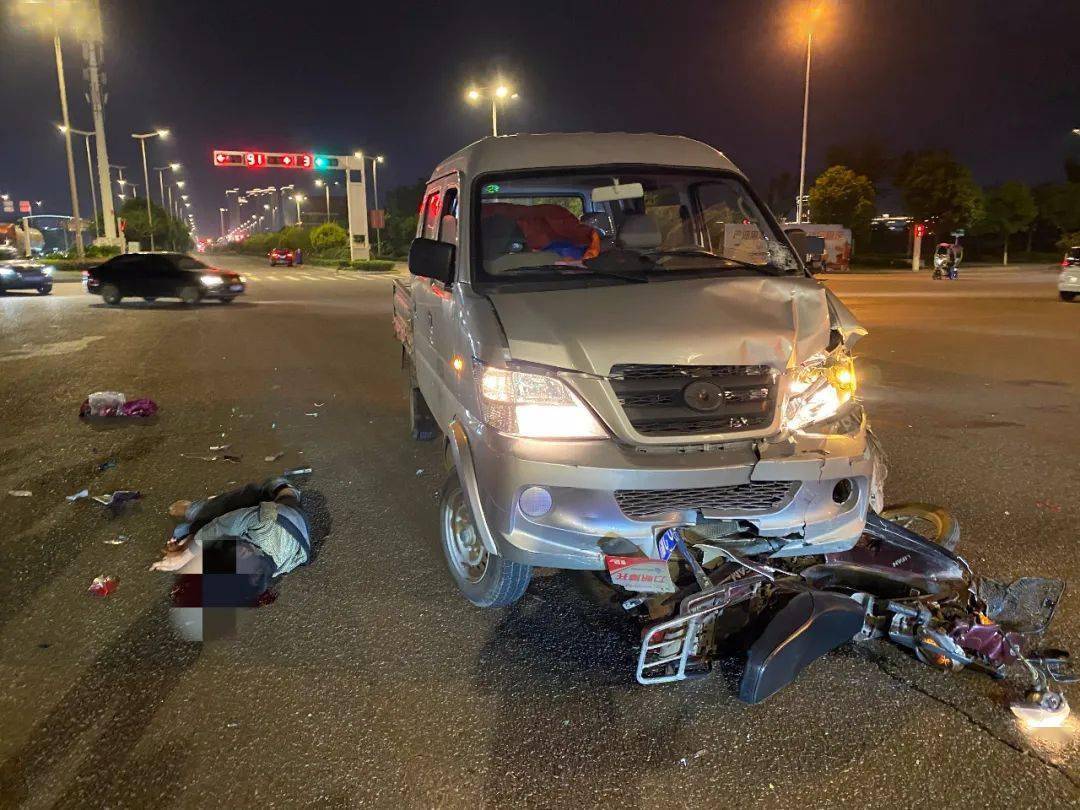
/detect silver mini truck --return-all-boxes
[393,133,884,608]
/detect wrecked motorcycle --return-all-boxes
[626,503,1074,725]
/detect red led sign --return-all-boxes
[212,150,314,169]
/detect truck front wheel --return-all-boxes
[440,469,531,607]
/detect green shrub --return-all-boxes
[86,244,121,258]
[316,245,350,261]
[275,226,312,252]
[310,222,347,252]
[346,259,396,272]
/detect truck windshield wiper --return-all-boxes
[649,248,787,276]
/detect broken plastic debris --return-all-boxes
[304,412,319,417]
[79,392,158,418]
[415,469,424,476]
[96,459,117,472]
[313,402,325,407]
[284,467,312,476]
[222,454,242,463]
[264,452,284,462]
[209,444,231,452]
[8,490,32,497]
[67,488,90,502]
[92,490,142,515]
[88,574,119,596]
[104,535,128,545]
[182,454,218,462]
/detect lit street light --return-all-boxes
[355,153,386,255]
[57,124,100,238]
[794,2,825,224]
[465,82,519,136]
[132,128,169,250]
[314,178,341,223]
[153,162,180,209]
[293,194,305,225]
[219,206,227,238]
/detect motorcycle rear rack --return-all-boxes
[636,574,766,685]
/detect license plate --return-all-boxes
[229,284,243,291]
[606,556,676,593]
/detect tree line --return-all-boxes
[776,138,1080,263]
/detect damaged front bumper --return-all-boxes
[456,403,878,571]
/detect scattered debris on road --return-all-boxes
[92,490,142,516]
[88,574,119,596]
[223,454,242,463]
[8,490,32,497]
[284,467,311,476]
[415,469,424,476]
[66,488,90,502]
[210,444,231,452]
[96,459,117,472]
[103,535,128,545]
[264,452,284,462]
[304,412,319,417]
[79,391,159,418]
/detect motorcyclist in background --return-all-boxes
[932,242,961,280]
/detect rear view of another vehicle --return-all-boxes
[0,245,53,295]
[269,248,294,267]
[1059,246,1080,301]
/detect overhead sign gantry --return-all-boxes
[211,149,370,260]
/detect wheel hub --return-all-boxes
[443,490,487,583]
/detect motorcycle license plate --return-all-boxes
[606,556,676,594]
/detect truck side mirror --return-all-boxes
[409,237,455,284]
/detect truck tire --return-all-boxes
[409,384,439,441]
[440,469,531,608]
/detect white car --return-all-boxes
[1059,246,1080,302]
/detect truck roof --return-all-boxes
[429,133,741,181]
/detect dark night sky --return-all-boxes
[2,0,1078,233]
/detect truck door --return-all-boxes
[411,181,459,423]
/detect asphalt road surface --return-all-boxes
[1,257,1077,808]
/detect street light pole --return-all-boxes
[132,130,167,250]
[795,27,812,223]
[53,26,84,257]
[466,84,519,138]
[219,207,226,238]
[59,126,100,239]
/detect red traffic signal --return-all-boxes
[212,149,314,169]
[914,223,926,238]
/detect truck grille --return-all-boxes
[609,364,777,437]
[615,481,797,520]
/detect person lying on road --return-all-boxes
[150,477,311,605]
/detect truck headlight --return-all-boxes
[474,361,606,439]
[783,349,857,431]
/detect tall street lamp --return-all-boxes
[356,153,385,255]
[57,124,100,239]
[465,83,519,137]
[132,128,169,250]
[278,185,295,224]
[314,178,340,223]
[795,2,824,224]
[293,194,305,225]
[154,162,180,208]
[219,207,227,238]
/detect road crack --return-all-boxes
[855,646,1079,791]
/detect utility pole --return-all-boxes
[85,0,117,242]
[53,25,84,257]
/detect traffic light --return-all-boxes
[914,223,926,238]
[213,150,244,166]
[314,155,341,170]
[213,149,321,170]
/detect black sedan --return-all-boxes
[0,245,53,295]
[85,252,245,305]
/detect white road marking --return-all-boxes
[0,335,105,363]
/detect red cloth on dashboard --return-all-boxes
[481,203,595,251]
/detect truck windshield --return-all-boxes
[475,168,799,284]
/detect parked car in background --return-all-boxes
[269,248,294,267]
[0,244,53,295]
[84,252,244,305]
[1059,246,1080,301]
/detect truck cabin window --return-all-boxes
[476,169,798,283]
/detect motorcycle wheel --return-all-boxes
[879,502,960,551]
